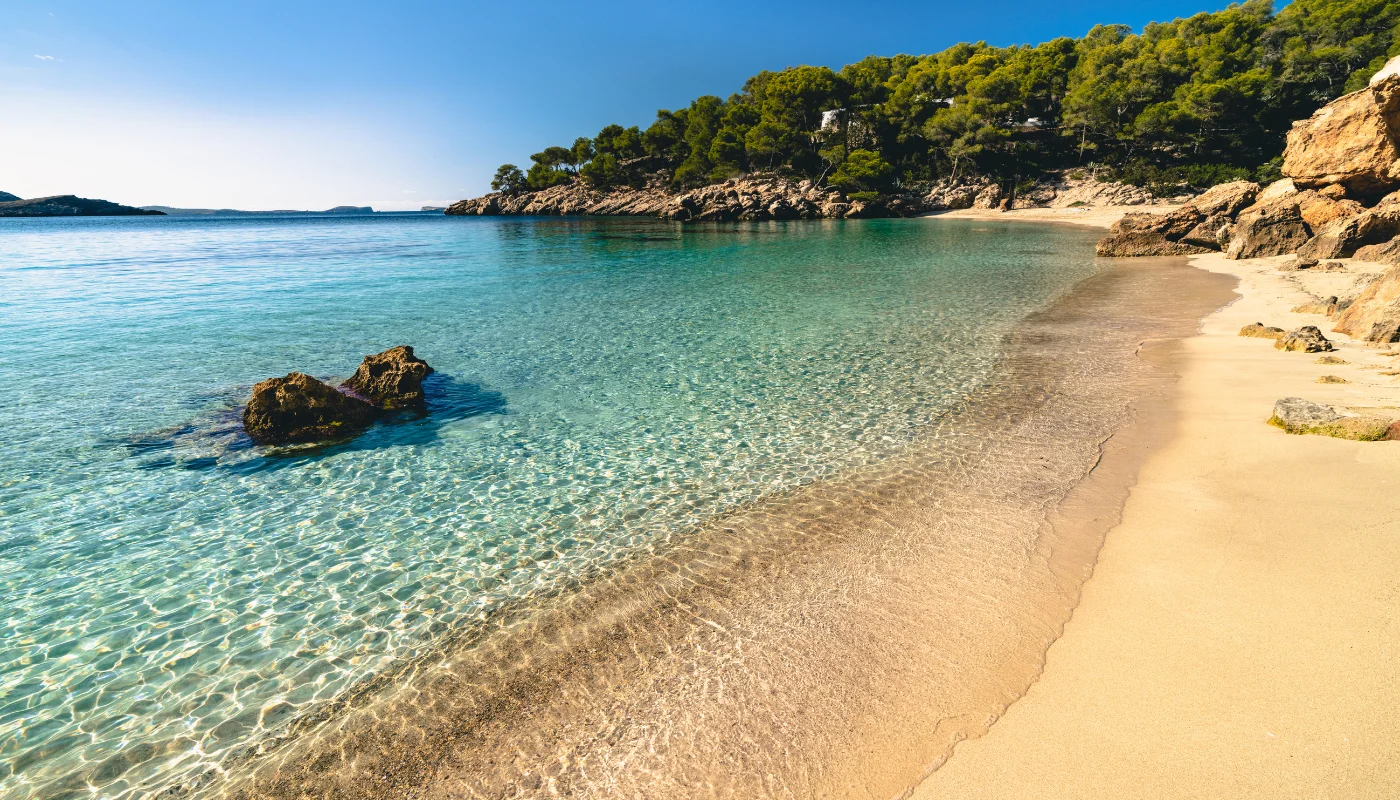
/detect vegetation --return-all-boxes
[498,0,1400,196]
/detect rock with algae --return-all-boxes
[1268,397,1395,440]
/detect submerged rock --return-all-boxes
[242,372,377,445]
[1276,326,1336,352]
[1268,397,1394,440]
[342,345,435,409]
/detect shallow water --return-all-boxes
[0,214,1107,798]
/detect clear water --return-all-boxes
[0,213,1101,798]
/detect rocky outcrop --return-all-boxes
[1291,295,1340,315]
[242,372,378,445]
[0,195,165,217]
[1297,191,1400,258]
[1282,62,1400,196]
[1296,190,1363,229]
[1352,235,1400,264]
[1239,322,1286,339]
[341,345,434,409]
[447,176,930,222]
[1332,264,1400,343]
[1046,176,1158,208]
[1226,199,1312,259]
[1268,397,1395,440]
[1275,325,1336,352]
[1096,181,1259,257]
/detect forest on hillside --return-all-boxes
[488,0,1400,199]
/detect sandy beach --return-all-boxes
[912,225,1400,797]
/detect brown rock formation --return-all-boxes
[342,345,435,409]
[1275,326,1336,352]
[1282,64,1400,196]
[1333,264,1400,343]
[1297,191,1400,258]
[1239,322,1287,340]
[242,372,377,445]
[1351,235,1400,264]
[1226,199,1312,259]
[1096,181,1259,257]
[1268,397,1394,440]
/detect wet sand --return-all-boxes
[928,205,1181,229]
[205,246,1234,797]
[912,253,1400,797]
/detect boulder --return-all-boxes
[1256,178,1299,204]
[1180,214,1233,249]
[1268,397,1394,440]
[342,345,435,409]
[1352,235,1400,264]
[1297,193,1400,258]
[1187,180,1259,217]
[1278,256,1320,271]
[1281,79,1400,196]
[1095,211,1214,256]
[1047,176,1155,208]
[1239,322,1286,340]
[1275,325,1336,352]
[1291,295,1340,315]
[1317,375,1351,384]
[1226,200,1312,259]
[972,184,1003,209]
[242,372,377,445]
[1332,264,1400,343]
[1296,190,1364,229]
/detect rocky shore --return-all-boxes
[445,171,1176,223]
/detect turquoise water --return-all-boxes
[0,213,1101,798]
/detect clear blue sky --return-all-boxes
[2,1,1233,210]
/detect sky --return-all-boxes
[1,1,1235,211]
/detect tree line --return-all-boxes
[491,0,1400,198]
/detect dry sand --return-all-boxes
[928,204,1181,229]
[911,247,1400,798]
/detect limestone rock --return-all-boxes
[1239,322,1286,339]
[1332,264,1400,343]
[1275,325,1336,352]
[972,184,1003,209]
[1281,81,1400,196]
[1095,211,1213,256]
[923,182,980,210]
[1291,295,1340,315]
[242,372,377,445]
[1352,235,1400,264]
[1317,375,1351,383]
[1296,190,1364,229]
[1226,200,1312,259]
[1256,178,1299,204]
[1297,193,1400,258]
[1047,176,1155,208]
[1279,256,1320,271]
[1316,355,1349,364]
[1268,397,1393,440]
[341,345,434,409]
[1187,181,1260,217]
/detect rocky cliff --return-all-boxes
[447,176,930,221]
[0,195,164,217]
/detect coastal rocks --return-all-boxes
[971,184,1004,209]
[1332,264,1400,343]
[1296,190,1363,229]
[1279,256,1320,271]
[242,372,378,445]
[1268,397,1395,440]
[242,346,436,444]
[1046,176,1156,208]
[1291,295,1340,315]
[341,345,434,409]
[447,175,930,223]
[0,195,165,217]
[1096,181,1260,257]
[1281,63,1400,196]
[1317,374,1351,383]
[1226,199,1312,259]
[1239,322,1286,340]
[1351,235,1400,264]
[922,182,981,210]
[1297,192,1400,258]
[1275,325,1336,352]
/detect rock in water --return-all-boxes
[242,372,377,445]
[1268,397,1394,440]
[1275,326,1336,352]
[341,345,434,409]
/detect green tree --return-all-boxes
[490,164,527,194]
[831,148,894,192]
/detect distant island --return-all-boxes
[142,205,376,216]
[453,0,1398,216]
[0,194,164,217]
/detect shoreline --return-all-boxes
[912,239,1400,795]
[207,234,1233,798]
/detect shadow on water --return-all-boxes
[115,373,507,474]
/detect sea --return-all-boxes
[0,213,1219,798]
